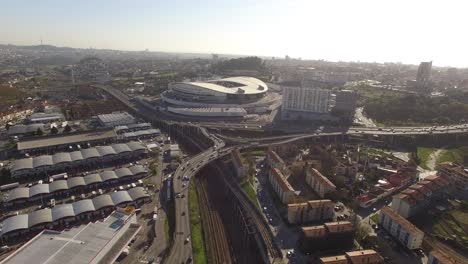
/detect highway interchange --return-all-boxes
[96,84,468,263]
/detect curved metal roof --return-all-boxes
[12,158,33,172]
[100,171,118,182]
[174,76,268,95]
[84,173,102,185]
[1,215,29,236]
[92,194,114,210]
[52,153,72,164]
[126,141,146,151]
[69,151,84,162]
[33,155,53,168]
[96,146,116,157]
[115,167,132,178]
[81,148,100,160]
[111,143,131,154]
[29,184,50,197]
[67,177,86,189]
[6,187,30,202]
[51,204,75,221]
[28,208,52,227]
[72,199,95,215]
[129,165,147,175]
[49,180,69,193]
[128,187,149,201]
[110,191,132,206]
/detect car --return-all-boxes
[185,237,190,244]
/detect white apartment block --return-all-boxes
[287,199,334,224]
[266,150,287,173]
[282,86,331,113]
[269,168,295,204]
[380,206,424,250]
[306,168,336,198]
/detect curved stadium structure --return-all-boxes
[162,76,269,105]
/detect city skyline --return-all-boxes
[2,0,468,67]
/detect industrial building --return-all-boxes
[114,122,152,134]
[26,112,64,124]
[16,129,117,154]
[7,124,45,138]
[11,142,147,178]
[0,187,150,239]
[4,165,147,206]
[97,112,137,127]
[379,206,424,250]
[1,210,141,264]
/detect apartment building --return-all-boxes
[266,149,287,173]
[380,206,424,249]
[268,168,295,204]
[287,199,334,224]
[306,168,336,198]
[320,250,383,264]
[391,175,449,218]
[437,162,468,199]
[231,148,246,178]
[427,248,463,264]
[299,221,354,252]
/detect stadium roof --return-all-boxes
[180,76,268,95]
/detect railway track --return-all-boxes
[195,175,233,263]
[213,164,283,263]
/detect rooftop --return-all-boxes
[2,211,140,264]
[309,168,336,188]
[346,249,384,264]
[17,129,116,151]
[270,168,294,192]
[381,206,424,236]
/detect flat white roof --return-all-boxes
[176,76,268,95]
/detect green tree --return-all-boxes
[51,126,58,134]
[63,124,71,133]
[36,128,43,136]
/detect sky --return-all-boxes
[1,0,468,67]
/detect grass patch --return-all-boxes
[370,213,380,224]
[241,180,260,209]
[437,147,468,165]
[246,150,266,156]
[417,147,435,169]
[189,183,207,264]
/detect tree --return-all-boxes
[36,128,43,136]
[51,126,58,134]
[63,124,71,133]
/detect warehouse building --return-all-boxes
[4,165,147,206]
[0,187,150,239]
[97,112,136,127]
[1,210,141,264]
[11,141,147,179]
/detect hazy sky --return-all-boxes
[2,0,467,67]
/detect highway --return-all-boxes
[96,84,468,263]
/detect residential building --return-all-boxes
[415,61,432,93]
[231,148,246,178]
[391,175,449,218]
[281,86,331,120]
[380,206,424,249]
[427,248,463,264]
[287,199,334,224]
[320,250,383,264]
[437,162,468,199]
[299,221,354,252]
[268,168,295,204]
[334,90,358,115]
[266,150,286,173]
[305,168,336,198]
